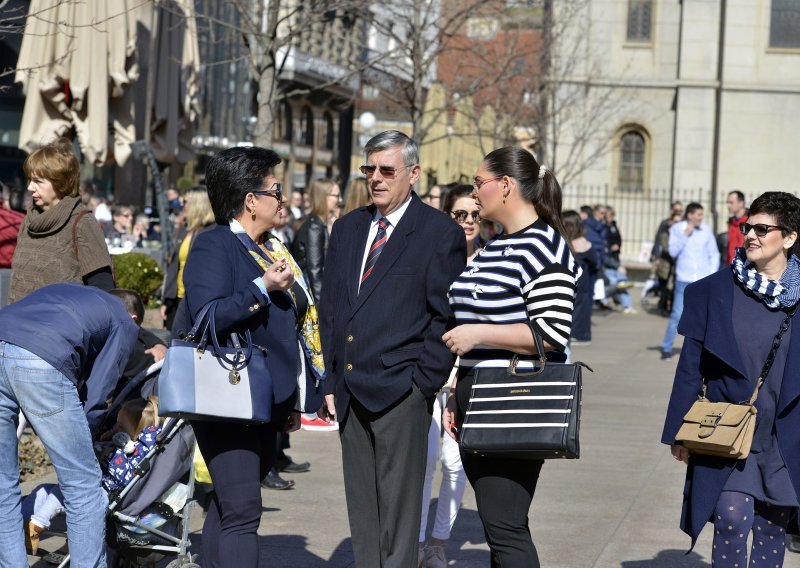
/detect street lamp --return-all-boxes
[358,111,376,148]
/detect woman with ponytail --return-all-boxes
[441,146,580,567]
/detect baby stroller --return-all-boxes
[56,363,200,568]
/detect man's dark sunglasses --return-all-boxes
[359,164,410,178]
[252,183,282,204]
[739,222,788,237]
[450,210,481,223]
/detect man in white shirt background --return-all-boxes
[661,202,720,360]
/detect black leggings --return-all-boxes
[191,398,293,568]
[460,451,543,568]
[456,371,544,568]
[712,491,793,567]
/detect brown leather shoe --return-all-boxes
[24,520,45,555]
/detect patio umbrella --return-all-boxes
[15,0,73,153]
[15,0,199,166]
[477,104,497,157]
[450,96,482,182]
[419,83,450,183]
[149,0,201,164]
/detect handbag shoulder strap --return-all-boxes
[185,302,214,343]
[748,303,797,404]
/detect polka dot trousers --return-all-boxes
[712,490,792,568]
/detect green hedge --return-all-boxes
[112,252,163,305]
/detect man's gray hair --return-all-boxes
[364,130,419,168]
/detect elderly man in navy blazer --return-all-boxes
[319,131,466,567]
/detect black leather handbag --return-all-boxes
[459,322,590,460]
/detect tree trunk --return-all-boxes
[537,0,553,165]
[410,0,424,141]
[254,65,276,148]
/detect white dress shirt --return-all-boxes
[668,221,720,283]
[358,193,413,290]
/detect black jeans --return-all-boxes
[456,371,544,568]
[191,397,294,568]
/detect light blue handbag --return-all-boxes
[158,301,273,423]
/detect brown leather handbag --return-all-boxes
[675,306,795,459]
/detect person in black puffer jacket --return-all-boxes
[290,178,341,304]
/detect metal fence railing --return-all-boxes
[561,186,725,264]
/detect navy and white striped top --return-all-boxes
[448,217,579,370]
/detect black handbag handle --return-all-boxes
[208,302,254,371]
[184,302,214,349]
[507,320,548,377]
[184,301,254,372]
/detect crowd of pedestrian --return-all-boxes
[3,132,800,568]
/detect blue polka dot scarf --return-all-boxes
[731,247,800,309]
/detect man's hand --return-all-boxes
[285,411,301,433]
[318,394,336,423]
[145,344,167,362]
[442,394,458,441]
[671,444,689,464]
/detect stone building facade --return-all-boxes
[553,0,800,235]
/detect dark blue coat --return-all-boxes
[183,224,298,405]
[583,216,608,269]
[661,269,800,547]
[319,194,466,419]
[0,283,138,434]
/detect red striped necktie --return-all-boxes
[361,217,389,284]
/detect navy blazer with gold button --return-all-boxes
[319,194,466,420]
[183,224,298,405]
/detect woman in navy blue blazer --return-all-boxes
[183,147,299,568]
[662,192,800,567]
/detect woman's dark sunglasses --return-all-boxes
[252,183,283,204]
[739,222,788,238]
[450,210,481,223]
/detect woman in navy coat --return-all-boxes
[662,192,800,567]
[183,147,299,568]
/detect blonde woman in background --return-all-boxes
[290,178,341,304]
[343,176,370,214]
[161,188,216,330]
[175,189,217,302]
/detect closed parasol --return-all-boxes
[450,95,483,182]
[15,0,199,166]
[419,83,450,183]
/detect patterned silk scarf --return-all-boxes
[731,247,800,309]
[230,221,326,382]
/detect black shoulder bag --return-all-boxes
[459,321,592,460]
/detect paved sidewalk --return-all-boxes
[24,298,800,566]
